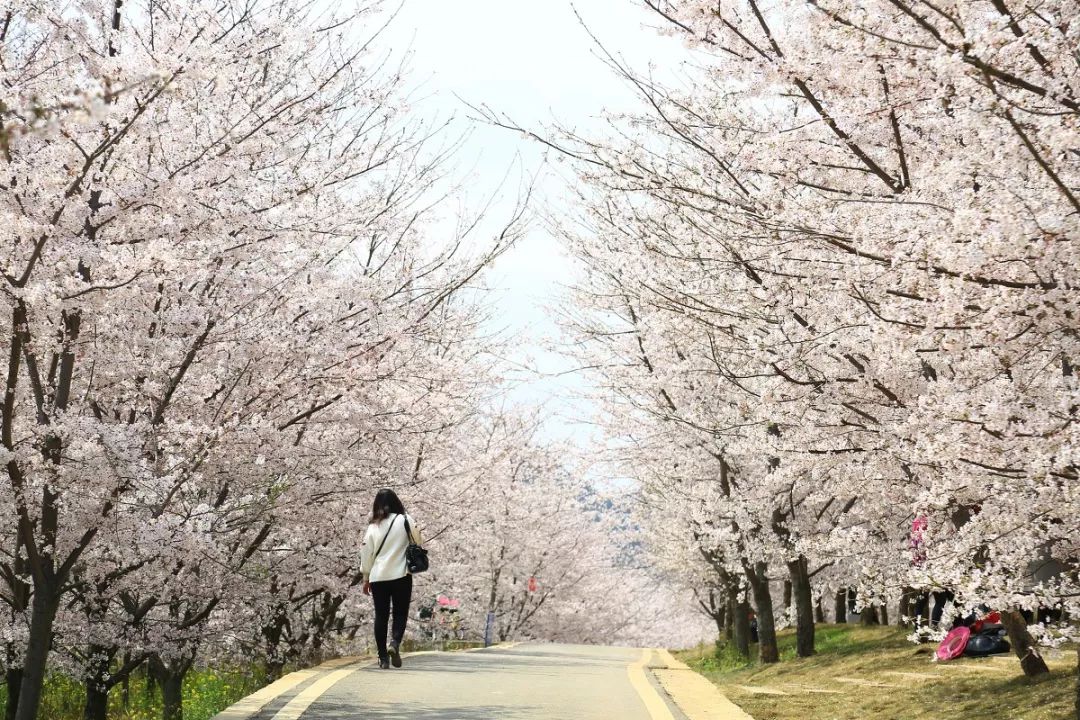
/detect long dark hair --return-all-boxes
[370,488,406,524]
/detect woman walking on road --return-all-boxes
[361,488,422,669]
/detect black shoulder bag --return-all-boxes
[402,516,429,574]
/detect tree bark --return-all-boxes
[728,587,750,660]
[83,645,111,720]
[150,655,189,720]
[265,660,285,684]
[897,588,915,627]
[833,588,847,624]
[712,596,727,640]
[786,556,815,657]
[14,587,59,720]
[160,672,183,720]
[859,604,880,625]
[782,580,792,614]
[744,561,779,663]
[4,668,22,720]
[1000,609,1050,677]
[879,602,889,626]
[814,597,825,624]
[82,682,109,720]
[724,594,734,641]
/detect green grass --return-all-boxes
[0,666,266,720]
[678,625,1078,720]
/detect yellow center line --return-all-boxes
[628,648,677,720]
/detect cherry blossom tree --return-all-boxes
[513,0,1078,680]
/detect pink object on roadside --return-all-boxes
[936,627,970,662]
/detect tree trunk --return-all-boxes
[265,660,285,685]
[814,597,825,624]
[728,587,750,660]
[879,602,889,626]
[161,672,183,720]
[14,588,59,720]
[787,556,815,658]
[121,654,131,709]
[744,561,779,663]
[150,656,188,720]
[782,580,792,614]
[833,588,847,624]
[711,598,727,641]
[83,646,112,720]
[1000,609,1050,677]
[897,588,914,627]
[859,604,880,625]
[83,682,109,720]
[724,594,734,641]
[4,668,22,720]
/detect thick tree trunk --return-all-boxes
[4,668,22,720]
[859,604,880,625]
[833,588,847,624]
[150,656,189,720]
[879,602,889,626]
[1000,610,1050,677]
[787,556,815,657]
[728,588,750,660]
[161,672,183,720]
[82,682,109,720]
[814,597,825,624]
[14,588,59,720]
[744,561,779,663]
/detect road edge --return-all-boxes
[211,642,521,720]
[211,656,370,720]
[651,649,755,720]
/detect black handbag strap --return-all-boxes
[403,515,419,546]
[372,514,399,562]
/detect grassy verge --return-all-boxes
[677,624,1077,720]
[0,666,266,720]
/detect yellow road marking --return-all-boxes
[270,665,359,720]
[212,669,319,720]
[628,649,677,720]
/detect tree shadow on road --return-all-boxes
[308,698,539,719]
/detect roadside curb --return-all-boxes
[650,649,755,720]
[211,656,371,720]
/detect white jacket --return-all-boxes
[360,513,421,583]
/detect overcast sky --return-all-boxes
[377,0,685,444]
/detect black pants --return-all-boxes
[371,575,412,660]
[913,590,953,627]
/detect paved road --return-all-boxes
[274,644,681,720]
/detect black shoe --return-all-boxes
[379,659,390,669]
[389,642,402,668]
